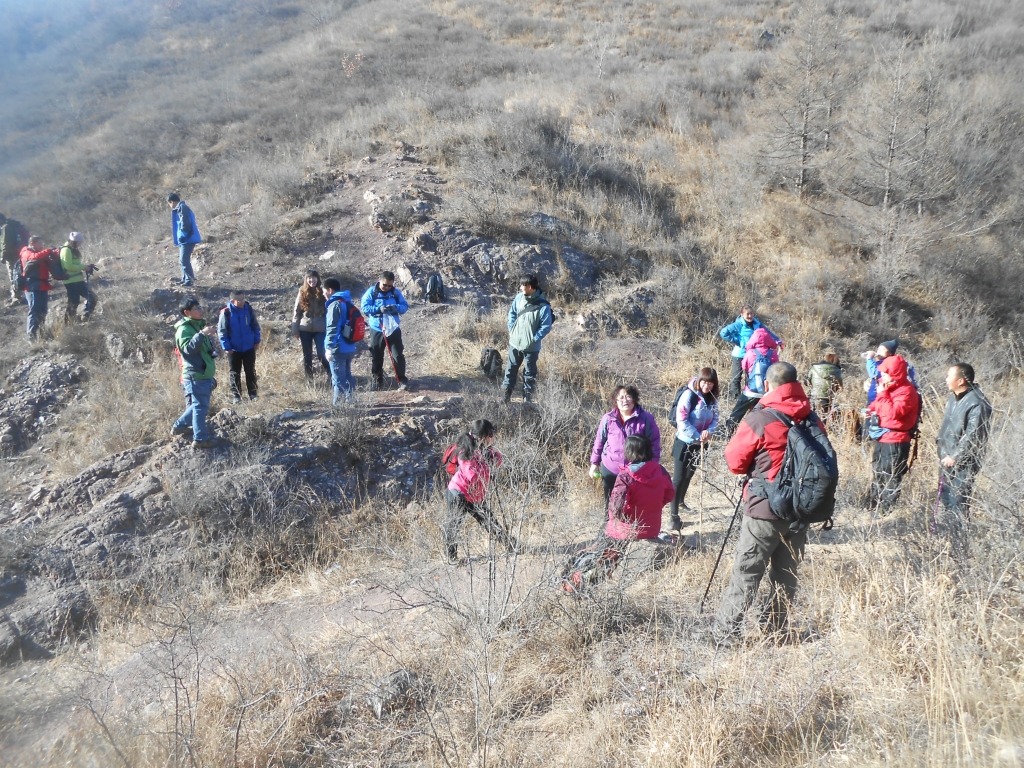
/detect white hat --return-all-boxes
[68,231,84,243]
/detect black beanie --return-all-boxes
[880,339,898,355]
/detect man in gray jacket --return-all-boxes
[502,274,554,403]
[936,362,992,557]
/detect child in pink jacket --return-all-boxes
[726,327,781,430]
[444,419,517,563]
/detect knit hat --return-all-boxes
[879,339,898,356]
[68,231,84,243]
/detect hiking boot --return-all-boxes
[397,380,410,391]
[171,425,193,437]
[668,516,682,535]
[190,438,221,450]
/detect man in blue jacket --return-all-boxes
[167,193,202,287]
[503,273,554,403]
[719,306,781,401]
[324,278,359,404]
[217,290,261,404]
[360,270,410,391]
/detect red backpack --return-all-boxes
[442,443,460,475]
[342,300,366,343]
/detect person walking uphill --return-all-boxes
[443,419,516,563]
[668,368,720,534]
[172,298,220,449]
[502,274,553,403]
[218,290,261,404]
[60,232,97,323]
[865,355,921,512]
[360,270,410,391]
[713,362,823,643]
[1,213,30,304]
[935,363,992,557]
[324,278,359,405]
[719,306,781,401]
[20,236,62,340]
[292,270,330,380]
[726,327,780,431]
[167,193,202,287]
[805,353,843,416]
[590,385,662,503]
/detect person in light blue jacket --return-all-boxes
[167,193,202,287]
[360,270,410,390]
[719,306,781,401]
[324,279,359,404]
[667,368,720,533]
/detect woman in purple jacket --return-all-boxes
[589,385,662,503]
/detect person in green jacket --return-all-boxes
[502,273,554,403]
[172,297,220,449]
[60,232,96,323]
[804,353,843,416]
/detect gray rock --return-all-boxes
[0,615,21,664]
[366,669,419,719]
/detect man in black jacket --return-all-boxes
[936,362,992,557]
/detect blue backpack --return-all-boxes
[748,350,773,395]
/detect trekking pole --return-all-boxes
[697,440,707,549]
[700,477,746,612]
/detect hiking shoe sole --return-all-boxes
[171,426,193,436]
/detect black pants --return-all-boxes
[670,439,703,526]
[871,441,911,512]
[600,464,618,504]
[368,328,407,385]
[729,357,744,401]
[443,490,515,560]
[228,348,258,399]
[727,393,761,431]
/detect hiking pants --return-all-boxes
[173,377,214,442]
[503,347,538,400]
[727,394,761,431]
[64,281,94,321]
[714,516,807,638]
[871,441,911,512]
[367,328,407,385]
[330,352,357,405]
[670,439,703,527]
[729,356,744,401]
[936,463,980,560]
[5,260,19,301]
[299,330,330,378]
[600,464,618,505]
[228,348,258,399]
[178,242,196,285]
[442,490,515,561]
[25,290,48,339]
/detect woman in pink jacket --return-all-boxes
[726,327,781,431]
[444,419,517,563]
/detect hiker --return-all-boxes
[713,362,822,642]
[0,213,30,304]
[605,434,675,542]
[862,339,916,405]
[60,232,97,323]
[217,290,261,404]
[167,193,202,287]
[864,355,921,512]
[719,306,782,401]
[171,298,220,449]
[20,236,61,340]
[667,368,720,534]
[360,270,410,391]
[590,385,662,503]
[443,419,516,563]
[324,278,359,404]
[935,363,992,557]
[804,353,843,415]
[502,273,554,403]
[726,327,780,430]
[292,270,330,380]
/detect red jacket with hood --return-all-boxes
[605,460,675,540]
[868,355,920,444]
[20,246,59,291]
[724,381,824,520]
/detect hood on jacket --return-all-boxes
[879,355,910,385]
[326,290,352,306]
[746,327,779,352]
[757,381,811,420]
[623,460,668,484]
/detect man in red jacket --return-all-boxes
[866,355,921,512]
[713,362,822,643]
[20,236,60,340]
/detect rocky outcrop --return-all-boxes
[0,355,86,454]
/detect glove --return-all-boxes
[384,305,398,315]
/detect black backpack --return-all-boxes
[426,273,445,303]
[750,409,838,530]
[668,387,698,428]
[480,347,503,380]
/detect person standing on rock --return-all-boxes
[167,193,202,287]
[324,278,359,404]
[1,213,30,304]
[20,236,61,340]
[172,298,220,449]
[719,306,782,402]
[218,290,261,404]
[502,273,553,403]
[589,385,662,503]
[60,232,97,323]
[360,270,410,391]
[292,270,330,380]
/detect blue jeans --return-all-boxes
[65,281,94,320]
[179,242,196,285]
[26,290,48,338]
[300,330,329,377]
[330,352,357,404]
[173,377,214,441]
[502,347,539,398]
